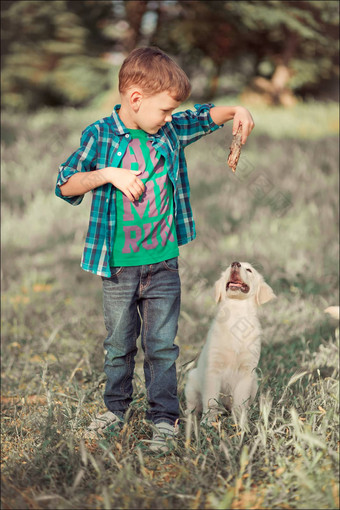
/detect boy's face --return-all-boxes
[131,90,182,134]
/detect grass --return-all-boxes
[1,98,339,509]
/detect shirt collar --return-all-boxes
[110,105,130,136]
[110,104,163,139]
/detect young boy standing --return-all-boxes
[56,47,254,451]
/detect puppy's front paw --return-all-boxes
[200,411,219,428]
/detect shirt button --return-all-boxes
[117,151,122,156]
[125,134,129,138]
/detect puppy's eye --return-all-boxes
[246,268,252,273]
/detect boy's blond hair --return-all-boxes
[119,47,191,102]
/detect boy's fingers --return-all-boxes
[241,121,254,144]
[246,120,255,134]
[131,181,145,196]
[233,120,246,143]
[135,178,145,191]
[233,112,255,142]
[232,120,240,135]
[129,170,145,191]
[131,169,142,176]
[118,169,145,200]
[242,122,254,143]
[123,188,135,202]
[128,182,144,201]
[132,185,144,199]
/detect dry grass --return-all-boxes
[1,100,339,509]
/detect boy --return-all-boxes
[55,47,254,451]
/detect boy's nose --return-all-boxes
[165,114,172,122]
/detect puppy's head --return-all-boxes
[215,261,276,305]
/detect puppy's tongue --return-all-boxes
[229,282,243,289]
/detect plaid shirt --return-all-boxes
[55,103,222,276]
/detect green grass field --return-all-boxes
[1,99,339,509]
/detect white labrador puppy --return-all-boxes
[185,261,276,423]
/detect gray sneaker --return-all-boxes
[87,411,124,436]
[149,421,178,453]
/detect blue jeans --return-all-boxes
[101,257,181,425]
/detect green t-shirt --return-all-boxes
[110,129,179,267]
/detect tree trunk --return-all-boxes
[124,1,148,53]
[206,63,222,100]
[251,62,297,106]
[244,31,299,106]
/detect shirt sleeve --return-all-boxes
[171,103,223,148]
[55,126,98,205]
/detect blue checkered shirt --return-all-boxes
[55,103,222,276]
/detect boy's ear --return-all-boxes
[130,89,142,112]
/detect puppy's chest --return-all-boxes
[215,313,260,341]
[228,316,259,344]
[209,317,261,361]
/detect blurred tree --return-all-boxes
[2,0,338,109]
[149,0,245,99]
[124,0,339,104]
[124,0,148,52]
[1,0,116,110]
[227,0,339,105]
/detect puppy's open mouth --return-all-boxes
[226,280,250,293]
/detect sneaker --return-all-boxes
[87,411,124,435]
[149,421,178,453]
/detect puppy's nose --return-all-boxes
[231,261,241,268]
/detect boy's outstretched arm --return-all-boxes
[210,106,255,144]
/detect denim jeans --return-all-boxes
[101,257,181,425]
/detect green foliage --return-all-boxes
[1,101,339,508]
[151,0,339,99]
[1,0,115,110]
[1,0,339,109]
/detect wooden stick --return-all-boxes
[227,124,242,173]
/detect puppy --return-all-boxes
[185,261,276,423]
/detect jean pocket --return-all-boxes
[162,257,179,272]
[102,266,124,280]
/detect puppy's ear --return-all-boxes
[256,282,276,306]
[214,278,224,303]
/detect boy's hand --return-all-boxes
[106,167,145,202]
[232,106,255,145]
[210,105,255,144]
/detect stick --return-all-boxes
[227,124,243,173]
